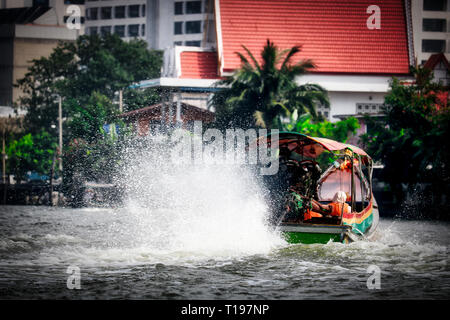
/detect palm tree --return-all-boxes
[211,39,329,129]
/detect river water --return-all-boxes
[1,138,449,300]
[0,205,448,300]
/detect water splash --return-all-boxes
[109,133,285,261]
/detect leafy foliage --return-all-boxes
[282,112,360,143]
[360,66,450,206]
[66,92,118,143]
[122,87,161,112]
[211,39,329,129]
[12,34,162,203]
[15,34,162,135]
[6,130,58,182]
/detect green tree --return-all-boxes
[211,39,329,129]
[66,92,118,143]
[15,34,162,135]
[122,87,161,112]
[6,130,57,182]
[62,34,162,102]
[14,44,76,135]
[14,34,162,204]
[360,66,450,212]
[282,112,360,143]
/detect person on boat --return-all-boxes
[309,191,351,218]
[329,191,352,216]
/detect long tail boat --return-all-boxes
[257,132,379,244]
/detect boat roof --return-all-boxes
[257,132,372,163]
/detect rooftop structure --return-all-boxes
[423,52,450,85]
[119,101,215,136]
[134,0,415,127]
[216,0,412,75]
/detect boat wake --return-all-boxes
[108,134,285,263]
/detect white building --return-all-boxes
[411,0,450,65]
[132,0,415,139]
[148,0,214,49]
[84,0,214,49]
[84,0,146,41]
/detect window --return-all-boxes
[33,0,49,6]
[174,41,183,46]
[101,7,112,19]
[115,6,125,19]
[317,104,330,119]
[174,22,183,34]
[185,40,201,46]
[356,103,383,114]
[64,0,85,4]
[141,4,146,17]
[175,2,183,15]
[422,19,446,32]
[129,5,140,18]
[114,25,125,37]
[87,7,98,20]
[128,24,140,37]
[89,26,98,35]
[423,0,446,11]
[318,167,368,202]
[186,1,202,14]
[100,26,111,36]
[185,21,201,34]
[141,24,145,36]
[422,39,446,53]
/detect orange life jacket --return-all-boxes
[304,209,323,221]
[328,202,351,217]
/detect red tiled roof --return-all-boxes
[217,0,410,75]
[180,51,219,79]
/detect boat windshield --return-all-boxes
[318,165,370,203]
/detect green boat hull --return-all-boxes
[283,231,342,244]
[278,224,351,244]
[277,204,380,244]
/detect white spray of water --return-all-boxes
[113,133,285,261]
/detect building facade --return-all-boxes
[1,0,86,31]
[5,0,447,138]
[84,0,214,49]
[132,0,414,139]
[84,0,146,41]
[0,0,84,107]
[411,0,450,65]
[148,0,214,49]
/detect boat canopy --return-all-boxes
[255,132,372,164]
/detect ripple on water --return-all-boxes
[0,205,448,299]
